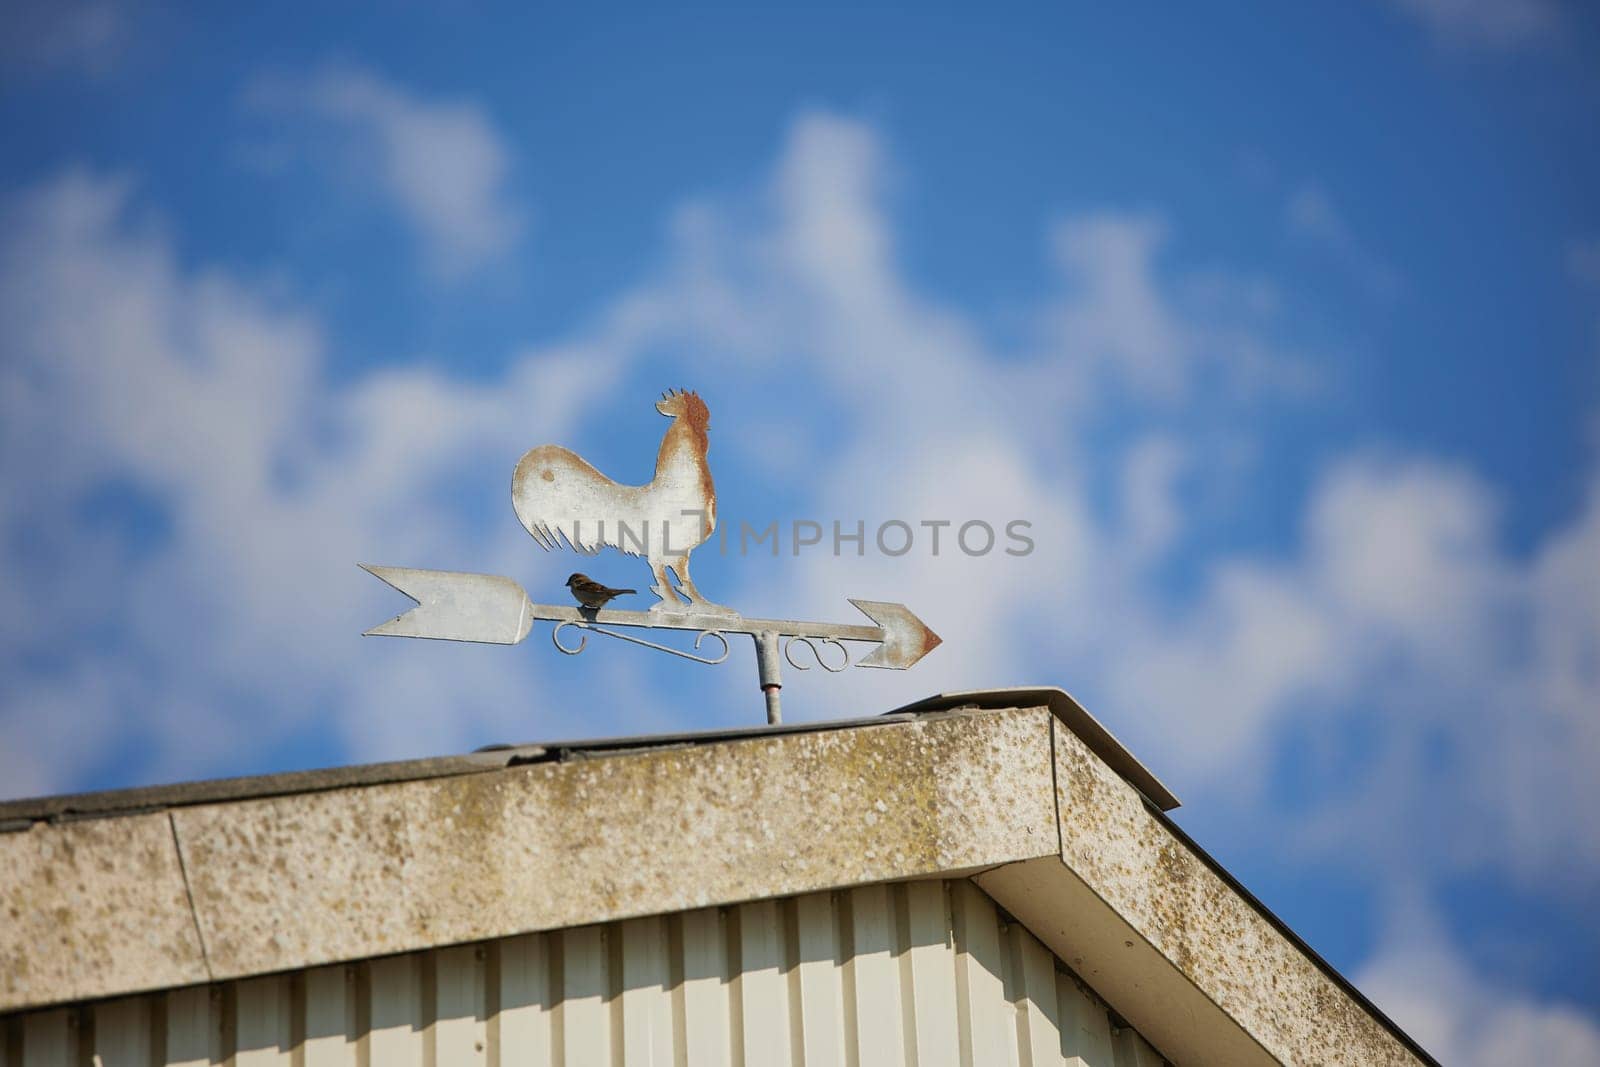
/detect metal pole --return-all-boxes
[753,630,783,724]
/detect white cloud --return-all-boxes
[1357,889,1600,1066]
[0,171,632,793]
[1108,562,1340,777]
[1306,457,1505,642]
[1046,216,1191,400]
[1118,436,1188,564]
[584,115,1311,710]
[249,65,526,279]
[1287,185,1402,298]
[1384,0,1561,51]
[1108,455,1600,895]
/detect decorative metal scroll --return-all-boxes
[785,635,850,673]
[551,620,732,665]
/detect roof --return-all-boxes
[0,686,1433,1065]
[892,686,1180,810]
[0,690,1174,829]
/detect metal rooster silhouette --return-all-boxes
[512,388,730,614]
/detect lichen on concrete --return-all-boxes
[0,813,208,1011]
[171,709,1057,982]
[1050,719,1421,1066]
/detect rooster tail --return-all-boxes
[529,523,603,556]
[512,444,634,556]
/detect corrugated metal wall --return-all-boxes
[1,879,1167,1067]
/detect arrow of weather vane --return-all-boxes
[361,389,941,722]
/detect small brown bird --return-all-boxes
[566,572,637,610]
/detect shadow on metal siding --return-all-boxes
[0,880,1166,1067]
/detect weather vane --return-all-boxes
[361,388,941,722]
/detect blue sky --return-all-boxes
[3,2,1598,1061]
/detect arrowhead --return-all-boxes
[848,599,943,670]
[361,564,535,645]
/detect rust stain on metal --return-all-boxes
[512,388,725,612]
[850,599,942,669]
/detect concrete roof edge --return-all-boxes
[890,686,1181,811]
[0,714,937,829]
[0,686,1176,828]
[1,692,1425,1067]
[1032,716,1435,1066]
[2,707,1062,1012]
[1147,801,1440,1065]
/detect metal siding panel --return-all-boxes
[367,955,425,1067]
[901,882,960,1067]
[793,893,847,1067]
[4,876,1172,1067]
[234,975,292,1067]
[1008,925,1065,1067]
[1055,972,1114,1067]
[491,934,552,1067]
[619,917,673,1067]
[735,902,792,1067]
[433,946,487,1067]
[93,996,152,1067]
[1111,1027,1164,1067]
[560,926,610,1067]
[678,909,731,1067]
[163,987,219,1067]
[301,967,356,1067]
[952,882,1018,1067]
[21,1009,76,1067]
[846,885,906,1067]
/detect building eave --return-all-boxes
[1,691,1434,1065]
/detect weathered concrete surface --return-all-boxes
[980,719,1425,1067]
[172,709,1057,981]
[0,813,208,1011]
[0,700,1432,1067]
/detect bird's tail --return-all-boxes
[617,588,637,595]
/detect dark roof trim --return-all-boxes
[481,711,926,760]
[0,750,540,829]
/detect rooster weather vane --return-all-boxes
[361,389,941,722]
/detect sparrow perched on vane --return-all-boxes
[566,573,637,610]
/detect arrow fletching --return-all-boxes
[361,564,535,645]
